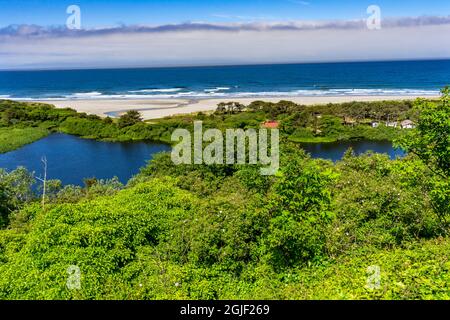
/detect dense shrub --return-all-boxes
[0,95,448,299]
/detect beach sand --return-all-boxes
[32,95,439,120]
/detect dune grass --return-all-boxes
[0,127,49,154]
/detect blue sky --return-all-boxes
[0,0,449,70]
[0,0,449,28]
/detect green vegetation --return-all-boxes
[0,91,448,300]
[0,97,422,154]
[117,110,143,128]
[0,100,177,149]
[0,167,35,227]
[0,149,448,299]
[0,127,49,153]
[397,88,450,224]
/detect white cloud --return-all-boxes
[0,17,449,70]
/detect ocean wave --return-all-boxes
[69,93,155,99]
[5,88,441,101]
[128,88,183,93]
[218,88,440,98]
[71,91,104,98]
[204,87,231,93]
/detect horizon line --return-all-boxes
[1,57,450,72]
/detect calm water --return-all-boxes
[300,140,405,162]
[0,134,171,186]
[0,60,449,100]
[0,133,404,185]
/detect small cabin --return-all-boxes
[401,120,415,129]
[262,120,279,129]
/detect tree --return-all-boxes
[84,177,98,189]
[35,156,48,209]
[103,116,113,124]
[216,103,227,114]
[233,102,245,113]
[261,146,336,268]
[247,100,267,112]
[118,110,143,128]
[38,179,62,203]
[0,167,35,227]
[397,87,450,225]
[215,102,245,115]
[397,88,449,179]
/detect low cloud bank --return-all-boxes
[1,16,449,70]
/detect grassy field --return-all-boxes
[288,136,338,143]
[286,124,405,143]
[0,127,49,154]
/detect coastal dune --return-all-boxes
[34,95,439,120]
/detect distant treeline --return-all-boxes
[244,99,418,120]
[0,97,425,152]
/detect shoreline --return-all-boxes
[30,95,439,120]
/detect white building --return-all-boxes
[401,120,415,129]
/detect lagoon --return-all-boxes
[0,134,405,186]
[0,133,171,186]
[300,140,405,162]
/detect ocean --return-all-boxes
[0,59,449,100]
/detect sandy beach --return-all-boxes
[32,95,439,120]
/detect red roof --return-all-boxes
[262,120,279,128]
